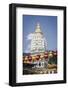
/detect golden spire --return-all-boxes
[35,23,42,33]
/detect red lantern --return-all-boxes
[36,55,40,60]
[28,56,32,62]
[44,54,48,59]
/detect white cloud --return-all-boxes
[27,33,34,40]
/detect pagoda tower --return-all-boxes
[30,23,47,54]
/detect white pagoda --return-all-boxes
[30,23,47,55]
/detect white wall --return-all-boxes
[0,0,68,89]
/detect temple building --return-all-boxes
[30,23,47,55]
[30,23,48,68]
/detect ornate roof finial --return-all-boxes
[37,22,40,29]
[35,22,42,33]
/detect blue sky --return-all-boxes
[23,15,57,53]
